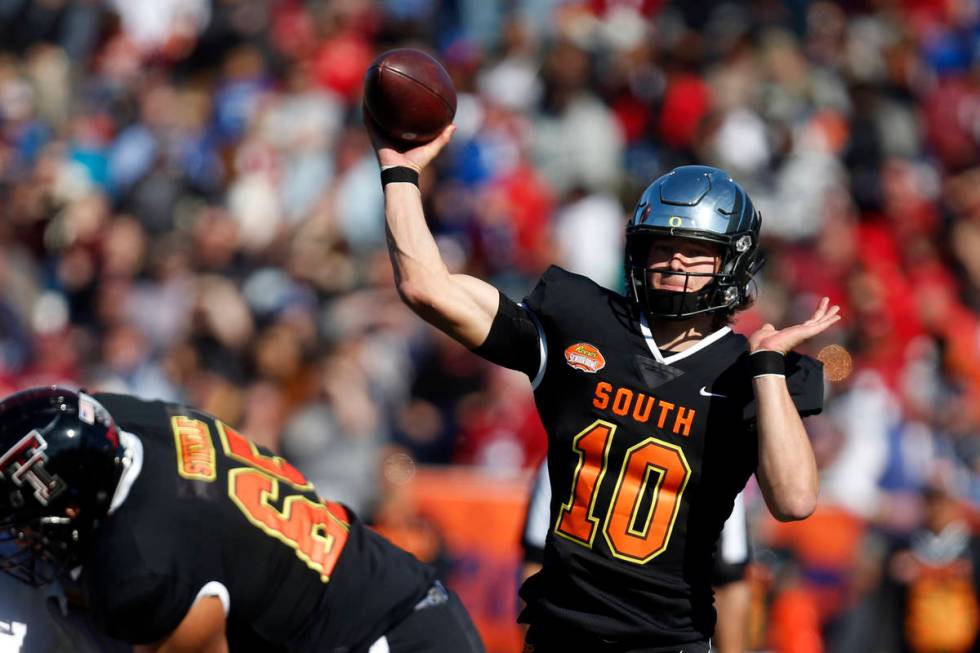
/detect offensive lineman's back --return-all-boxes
[86,393,434,651]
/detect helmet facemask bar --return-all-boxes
[630,265,739,320]
[0,514,75,587]
[625,231,746,320]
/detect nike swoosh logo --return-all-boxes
[699,386,727,399]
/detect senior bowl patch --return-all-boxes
[564,342,606,373]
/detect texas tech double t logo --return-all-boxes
[0,431,66,506]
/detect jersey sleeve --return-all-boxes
[785,353,824,416]
[521,265,609,390]
[741,352,824,422]
[469,290,542,379]
[521,265,577,323]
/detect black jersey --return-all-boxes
[517,267,822,646]
[520,461,752,586]
[82,394,434,652]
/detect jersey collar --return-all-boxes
[639,311,731,365]
[108,429,144,515]
[71,430,143,581]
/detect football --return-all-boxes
[363,48,457,146]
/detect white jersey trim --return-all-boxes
[108,429,144,515]
[520,303,548,390]
[194,581,231,616]
[720,492,749,565]
[524,462,551,549]
[638,313,731,365]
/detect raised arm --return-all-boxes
[367,115,500,348]
[748,297,841,521]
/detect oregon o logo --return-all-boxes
[668,216,683,227]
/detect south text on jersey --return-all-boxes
[592,381,696,437]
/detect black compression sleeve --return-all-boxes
[470,291,541,379]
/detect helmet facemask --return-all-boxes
[626,231,757,320]
[0,513,76,587]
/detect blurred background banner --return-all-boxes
[0,0,978,651]
[377,466,531,653]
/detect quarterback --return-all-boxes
[370,118,839,653]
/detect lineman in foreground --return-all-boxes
[0,386,485,653]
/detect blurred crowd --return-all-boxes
[0,0,979,651]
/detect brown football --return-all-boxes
[363,48,456,146]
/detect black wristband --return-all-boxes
[381,166,420,188]
[750,350,785,377]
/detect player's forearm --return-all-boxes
[712,580,751,653]
[753,376,818,521]
[384,183,497,347]
[384,182,452,299]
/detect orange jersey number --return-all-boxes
[218,421,312,490]
[172,415,351,583]
[228,468,350,582]
[555,420,691,563]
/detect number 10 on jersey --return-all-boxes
[555,420,691,564]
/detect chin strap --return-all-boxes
[645,288,711,319]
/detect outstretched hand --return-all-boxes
[748,297,841,354]
[363,107,456,173]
